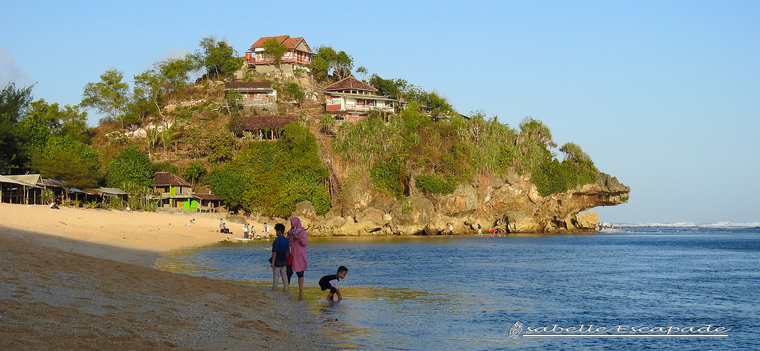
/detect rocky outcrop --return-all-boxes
[303,172,629,236]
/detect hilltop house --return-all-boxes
[324,76,397,123]
[246,35,313,76]
[224,82,277,109]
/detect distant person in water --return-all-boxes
[288,217,309,301]
[319,266,348,301]
[270,223,289,293]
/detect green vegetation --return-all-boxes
[31,135,101,189]
[415,174,458,195]
[105,146,154,188]
[333,111,597,198]
[309,46,354,81]
[210,122,329,216]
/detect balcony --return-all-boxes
[247,57,312,66]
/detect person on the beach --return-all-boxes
[449,223,453,237]
[252,225,259,239]
[270,223,289,293]
[219,219,225,232]
[263,223,270,239]
[242,223,249,239]
[49,201,59,209]
[319,266,348,301]
[288,217,308,301]
[478,223,482,237]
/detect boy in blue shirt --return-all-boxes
[319,266,348,300]
[270,223,289,293]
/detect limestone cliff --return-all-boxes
[303,171,629,236]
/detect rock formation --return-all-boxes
[301,171,629,236]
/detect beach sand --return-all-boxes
[0,203,330,350]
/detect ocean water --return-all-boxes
[157,225,760,350]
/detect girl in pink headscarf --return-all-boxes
[288,217,308,300]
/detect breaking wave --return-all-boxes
[625,222,760,229]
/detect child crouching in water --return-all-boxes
[319,266,348,300]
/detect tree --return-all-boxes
[262,38,288,75]
[134,69,167,120]
[283,82,305,108]
[182,161,207,186]
[24,99,89,143]
[31,135,101,190]
[81,69,130,128]
[159,124,180,153]
[308,46,354,81]
[196,36,244,80]
[407,87,454,117]
[157,55,199,89]
[105,146,154,188]
[356,66,368,81]
[225,89,243,117]
[208,163,247,210]
[0,82,34,173]
[369,74,408,100]
[560,142,590,163]
[519,117,556,148]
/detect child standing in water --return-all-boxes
[319,266,348,301]
[270,223,289,293]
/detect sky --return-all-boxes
[1,0,758,225]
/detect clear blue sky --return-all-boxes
[2,1,758,225]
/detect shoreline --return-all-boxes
[0,203,332,350]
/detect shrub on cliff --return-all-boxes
[531,142,598,196]
[211,121,330,216]
[414,174,457,195]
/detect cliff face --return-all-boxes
[303,172,630,236]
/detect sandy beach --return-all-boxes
[0,203,331,350]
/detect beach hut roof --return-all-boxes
[97,187,128,196]
[4,174,43,187]
[0,175,42,188]
[154,172,191,187]
[193,193,224,201]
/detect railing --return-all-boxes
[345,105,394,112]
[247,57,311,65]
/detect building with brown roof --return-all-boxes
[246,35,313,76]
[193,193,224,212]
[236,115,298,140]
[224,82,277,108]
[324,76,397,123]
[154,172,195,209]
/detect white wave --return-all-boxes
[625,222,760,228]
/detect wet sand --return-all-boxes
[0,203,330,350]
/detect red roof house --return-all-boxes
[246,35,313,76]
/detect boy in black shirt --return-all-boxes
[319,266,348,300]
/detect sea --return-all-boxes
[157,224,760,350]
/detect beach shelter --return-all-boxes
[0,174,43,204]
[97,187,128,206]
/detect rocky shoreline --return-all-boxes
[287,172,630,236]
